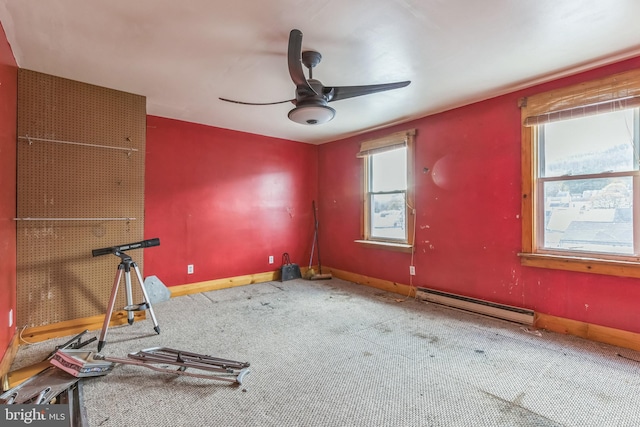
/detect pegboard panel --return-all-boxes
[16,69,147,328]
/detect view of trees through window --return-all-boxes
[540,109,638,255]
[369,148,407,241]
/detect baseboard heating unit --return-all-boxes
[415,287,534,325]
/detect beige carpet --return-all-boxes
[10,278,640,426]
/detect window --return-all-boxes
[520,68,640,277]
[356,129,415,251]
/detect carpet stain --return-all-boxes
[412,331,440,343]
[329,291,351,299]
[480,390,560,426]
[374,323,393,334]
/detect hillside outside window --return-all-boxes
[538,109,638,255]
[520,68,640,277]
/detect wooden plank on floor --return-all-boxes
[3,360,51,390]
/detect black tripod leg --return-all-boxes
[98,265,124,352]
[132,263,160,334]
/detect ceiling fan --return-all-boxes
[219,29,411,125]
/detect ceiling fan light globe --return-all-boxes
[288,104,335,125]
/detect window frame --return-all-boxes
[520,68,640,278]
[356,129,415,252]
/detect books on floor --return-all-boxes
[49,349,114,378]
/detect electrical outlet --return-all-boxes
[409,265,416,276]
[8,309,12,327]
[269,255,274,264]
[187,264,194,274]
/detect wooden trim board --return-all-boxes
[3,360,51,391]
[326,267,416,298]
[0,332,20,386]
[169,271,280,298]
[534,312,640,352]
[19,310,145,345]
[169,267,311,298]
[168,266,416,302]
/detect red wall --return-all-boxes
[0,21,17,360]
[318,56,640,334]
[144,116,317,286]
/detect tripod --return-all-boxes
[98,250,160,351]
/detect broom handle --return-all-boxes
[313,201,323,274]
[308,228,316,269]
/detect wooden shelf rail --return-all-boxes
[18,136,138,152]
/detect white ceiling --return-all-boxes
[1,1,640,144]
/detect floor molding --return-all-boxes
[169,270,280,297]
[0,332,19,383]
[168,267,315,297]
[326,267,416,298]
[534,312,640,352]
[18,310,145,345]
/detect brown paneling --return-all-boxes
[16,69,146,328]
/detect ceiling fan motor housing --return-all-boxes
[288,98,336,125]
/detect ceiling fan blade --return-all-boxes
[287,29,316,96]
[328,81,411,102]
[219,97,294,106]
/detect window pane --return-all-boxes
[371,148,407,192]
[370,193,406,240]
[542,109,637,177]
[542,177,633,255]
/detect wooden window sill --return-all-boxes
[518,252,640,278]
[355,240,413,253]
